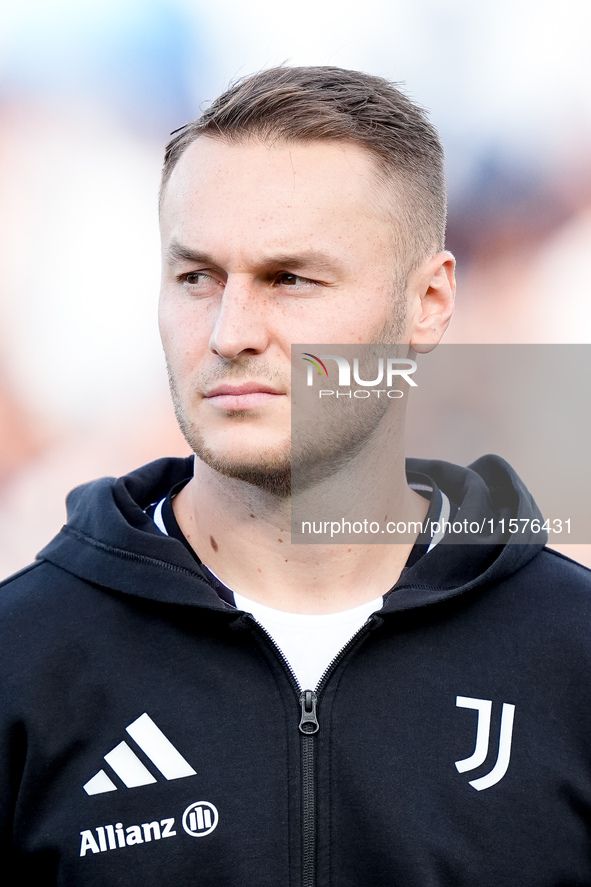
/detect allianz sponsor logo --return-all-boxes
[80,713,219,857]
[303,352,417,399]
[79,801,219,857]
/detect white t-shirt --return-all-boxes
[233,591,383,690]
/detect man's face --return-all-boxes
[159,136,412,494]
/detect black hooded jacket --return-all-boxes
[1,454,591,886]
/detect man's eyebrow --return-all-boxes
[165,242,213,266]
[267,251,343,273]
[165,241,343,273]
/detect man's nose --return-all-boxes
[208,276,270,360]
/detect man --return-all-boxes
[1,66,590,886]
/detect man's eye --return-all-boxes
[177,271,223,290]
[183,272,210,285]
[273,272,315,287]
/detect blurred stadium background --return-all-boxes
[1,0,590,576]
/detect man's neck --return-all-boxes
[172,456,428,615]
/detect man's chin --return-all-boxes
[190,439,292,498]
[171,395,291,495]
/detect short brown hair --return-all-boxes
[161,66,446,271]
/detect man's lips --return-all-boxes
[204,382,285,410]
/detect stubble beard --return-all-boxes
[167,359,293,498]
[166,300,408,500]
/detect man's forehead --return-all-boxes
[157,137,405,278]
[161,135,385,210]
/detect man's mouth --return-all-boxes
[204,382,285,410]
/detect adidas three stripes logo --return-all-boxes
[83,713,196,796]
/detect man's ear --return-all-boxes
[406,251,455,354]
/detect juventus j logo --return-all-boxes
[454,696,515,791]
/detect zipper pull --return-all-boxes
[299,690,320,735]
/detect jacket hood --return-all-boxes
[37,454,547,614]
[389,454,547,613]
